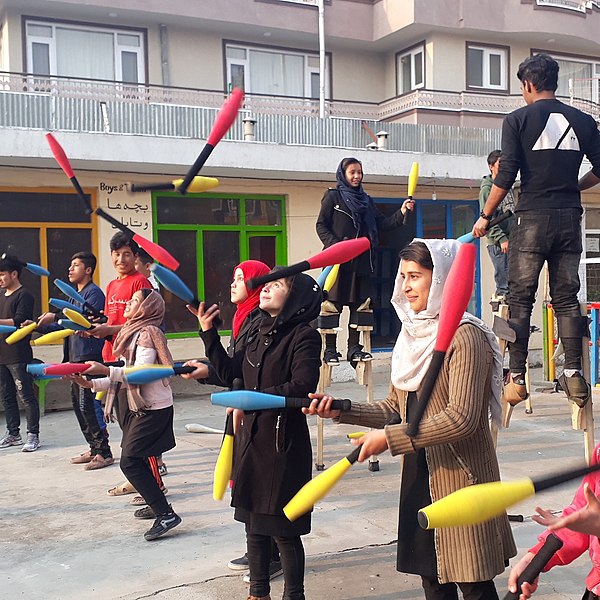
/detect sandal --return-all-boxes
[131,487,168,506]
[107,481,137,496]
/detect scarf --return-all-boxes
[106,290,173,414]
[390,238,503,427]
[335,158,378,247]
[231,260,270,339]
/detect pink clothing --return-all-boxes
[530,443,600,594]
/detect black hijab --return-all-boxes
[335,158,378,247]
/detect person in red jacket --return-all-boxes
[508,442,600,599]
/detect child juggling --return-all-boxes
[71,289,181,541]
[197,271,322,600]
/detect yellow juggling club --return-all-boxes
[96,390,106,401]
[213,413,234,501]
[129,176,219,194]
[402,161,419,225]
[323,264,340,293]
[418,461,600,530]
[5,322,38,345]
[346,431,368,440]
[31,329,74,345]
[63,308,93,329]
[284,446,361,522]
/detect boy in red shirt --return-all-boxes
[90,232,152,362]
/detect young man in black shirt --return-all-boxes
[473,53,600,408]
[0,255,39,451]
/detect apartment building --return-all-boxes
[1,0,600,357]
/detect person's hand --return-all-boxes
[81,361,110,376]
[401,199,415,216]
[187,302,220,332]
[472,217,490,238]
[20,319,35,327]
[303,393,341,419]
[531,506,561,529]
[546,483,600,537]
[507,552,538,599]
[232,408,243,434]
[104,404,116,423]
[500,240,509,254]
[37,312,57,327]
[66,373,93,388]
[87,324,110,339]
[352,430,389,463]
[180,359,210,380]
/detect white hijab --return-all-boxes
[390,238,502,426]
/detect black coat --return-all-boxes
[199,274,322,529]
[315,189,405,303]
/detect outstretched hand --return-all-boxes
[187,302,220,332]
[546,483,600,537]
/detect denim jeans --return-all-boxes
[0,363,40,435]
[486,244,509,297]
[70,381,112,458]
[508,208,583,373]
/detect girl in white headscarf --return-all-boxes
[306,239,516,600]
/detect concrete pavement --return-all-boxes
[1,367,596,600]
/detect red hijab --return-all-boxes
[231,260,270,338]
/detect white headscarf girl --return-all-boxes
[391,238,503,426]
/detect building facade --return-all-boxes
[1,0,600,359]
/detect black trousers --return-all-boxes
[247,530,305,600]
[70,381,111,458]
[421,576,499,600]
[120,454,170,516]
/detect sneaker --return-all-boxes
[0,432,23,449]
[158,463,168,477]
[503,374,528,406]
[228,553,249,571]
[22,433,40,452]
[144,510,182,541]
[134,505,156,520]
[324,349,341,365]
[558,372,591,408]
[243,560,283,583]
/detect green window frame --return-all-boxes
[152,192,287,338]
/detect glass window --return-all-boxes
[156,229,198,333]
[421,203,447,238]
[156,196,240,226]
[466,44,507,90]
[203,231,240,330]
[25,19,145,83]
[246,199,281,226]
[226,43,328,98]
[0,192,91,223]
[155,193,286,335]
[47,228,92,284]
[397,45,425,95]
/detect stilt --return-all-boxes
[316,327,337,471]
[570,303,595,462]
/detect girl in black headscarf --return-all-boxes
[198,272,322,600]
[316,157,414,365]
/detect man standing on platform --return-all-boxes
[473,53,600,408]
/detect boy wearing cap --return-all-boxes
[0,254,39,452]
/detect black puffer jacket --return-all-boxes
[200,274,322,516]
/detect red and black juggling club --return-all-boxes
[246,237,371,290]
[406,242,477,438]
[178,88,244,195]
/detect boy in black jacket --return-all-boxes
[0,254,39,452]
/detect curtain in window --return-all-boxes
[556,59,592,99]
[249,50,304,97]
[56,28,114,80]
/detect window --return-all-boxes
[396,44,425,95]
[25,19,145,83]
[0,189,96,317]
[466,44,508,91]
[226,43,329,98]
[154,193,287,336]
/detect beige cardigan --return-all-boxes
[339,324,516,584]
